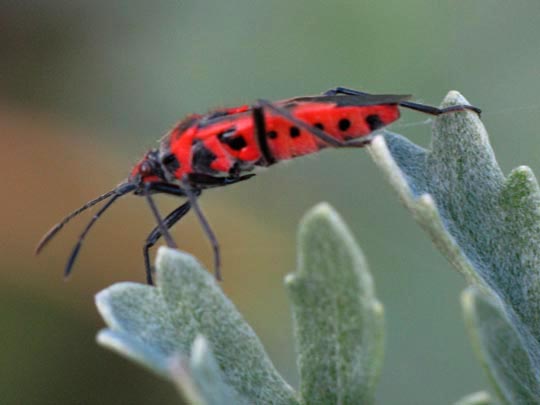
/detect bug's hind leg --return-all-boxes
[145,176,252,282]
[180,177,223,281]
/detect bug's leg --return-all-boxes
[323,87,371,97]
[251,105,275,166]
[325,87,481,115]
[255,99,346,147]
[143,201,191,285]
[343,134,376,148]
[180,177,222,281]
[323,87,481,116]
[186,173,256,187]
[144,184,177,249]
[398,100,482,116]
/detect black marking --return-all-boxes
[161,152,180,174]
[267,130,278,139]
[365,114,384,131]
[289,126,301,138]
[338,118,351,131]
[192,140,218,175]
[314,123,324,130]
[220,133,247,151]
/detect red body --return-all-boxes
[133,95,403,185]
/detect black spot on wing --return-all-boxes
[338,118,351,131]
[289,126,300,138]
[218,130,247,151]
[192,140,217,174]
[365,114,384,131]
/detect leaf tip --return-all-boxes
[156,246,185,269]
[304,201,335,219]
[504,165,538,192]
[283,273,297,288]
[454,390,492,405]
[372,300,385,317]
[95,289,115,327]
[460,286,476,314]
[95,328,111,347]
[442,90,470,108]
[94,282,147,328]
[299,202,343,240]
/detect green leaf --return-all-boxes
[462,287,540,404]
[453,391,492,405]
[96,247,298,405]
[285,203,384,405]
[368,91,540,401]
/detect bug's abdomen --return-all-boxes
[264,102,400,161]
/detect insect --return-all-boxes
[36,87,481,285]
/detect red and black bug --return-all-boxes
[35,87,481,285]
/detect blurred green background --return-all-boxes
[3,1,540,403]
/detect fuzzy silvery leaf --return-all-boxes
[368,91,540,402]
[462,287,540,404]
[96,247,298,405]
[168,335,243,405]
[285,203,384,405]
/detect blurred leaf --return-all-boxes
[368,91,540,401]
[285,203,384,405]
[462,287,540,404]
[96,247,298,405]
[453,391,492,405]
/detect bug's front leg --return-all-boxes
[143,201,191,285]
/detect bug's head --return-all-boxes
[129,149,167,192]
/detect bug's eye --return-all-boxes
[140,162,152,176]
